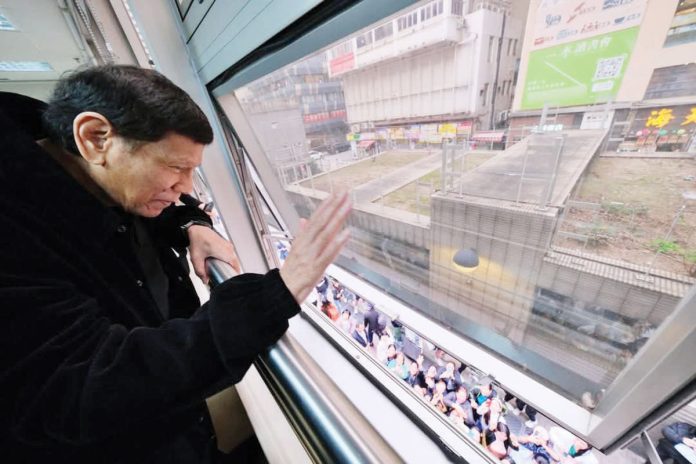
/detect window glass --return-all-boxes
[220,0,696,411]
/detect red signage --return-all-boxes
[329,53,355,77]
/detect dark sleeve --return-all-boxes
[1,268,299,447]
[145,203,213,248]
[662,423,691,444]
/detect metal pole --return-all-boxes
[489,10,506,130]
[541,135,565,209]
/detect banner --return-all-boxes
[419,124,441,143]
[531,0,646,51]
[438,123,457,138]
[389,127,406,139]
[456,121,473,136]
[521,27,639,110]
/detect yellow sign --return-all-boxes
[681,108,696,126]
[645,109,675,128]
[438,123,457,138]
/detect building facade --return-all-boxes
[327,0,528,150]
[511,0,696,153]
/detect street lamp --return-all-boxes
[453,248,479,272]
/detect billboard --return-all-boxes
[521,27,639,110]
[664,0,696,47]
[531,0,646,51]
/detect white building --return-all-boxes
[328,0,527,134]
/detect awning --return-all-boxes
[471,131,505,142]
[358,140,375,148]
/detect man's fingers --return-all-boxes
[191,253,209,284]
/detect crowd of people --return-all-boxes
[309,273,598,464]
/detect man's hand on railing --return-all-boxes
[188,225,241,284]
[279,190,352,303]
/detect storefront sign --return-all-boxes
[580,110,615,129]
[419,124,442,143]
[521,27,639,110]
[628,105,696,151]
[456,121,473,136]
[329,53,355,76]
[531,0,646,51]
[388,127,406,139]
[438,123,457,138]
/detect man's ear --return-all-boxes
[72,112,114,165]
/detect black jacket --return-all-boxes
[0,92,300,462]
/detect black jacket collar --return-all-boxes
[0,92,129,245]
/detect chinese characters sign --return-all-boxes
[630,105,696,150]
[521,27,638,110]
[531,0,647,51]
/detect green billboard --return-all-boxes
[521,27,639,110]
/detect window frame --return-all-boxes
[203,0,696,452]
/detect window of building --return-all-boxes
[512,38,518,56]
[356,31,373,49]
[452,0,464,16]
[437,0,444,15]
[507,37,513,55]
[487,35,495,62]
[481,82,489,105]
[373,23,393,41]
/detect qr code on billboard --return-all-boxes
[593,55,625,80]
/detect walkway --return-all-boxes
[352,152,442,204]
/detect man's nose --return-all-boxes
[174,171,194,194]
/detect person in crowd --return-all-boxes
[472,377,498,408]
[320,299,340,321]
[505,393,539,429]
[516,426,562,464]
[351,318,369,348]
[657,421,696,464]
[476,397,505,434]
[423,375,437,401]
[430,379,448,414]
[439,361,461,393]
[363,303,381,346]
[482,422,517,463]
[444,385,476,428]
[384,344,398,368]
[0,66,351,463]
[390,319,404,351]
[406,361,425,389]
[337,309,352,333]
[390,352,410,380]
[376,333,393,363]
[315,275,330,302]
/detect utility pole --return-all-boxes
[489,9,507,130]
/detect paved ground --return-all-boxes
[456,130,606,207]
[352,152,443,204]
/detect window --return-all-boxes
[373,23,393,41]
[212,0,696,456]
[451,0,464,16]
[356,31,372,49]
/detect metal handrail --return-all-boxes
[206,259,403,464]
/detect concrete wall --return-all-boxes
[537,260,681,327]
[428,194,558,343]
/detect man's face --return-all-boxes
[99,133,204,217]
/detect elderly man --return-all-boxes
[0,65,350,463]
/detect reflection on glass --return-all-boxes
[220,0,696,406]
